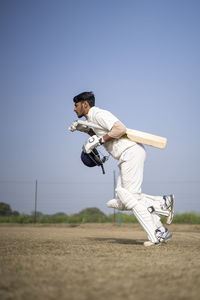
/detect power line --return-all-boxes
[0,180,200,184]
[0,180,34,184]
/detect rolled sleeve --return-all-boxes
[108,121,127,139]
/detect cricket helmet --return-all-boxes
[81,148,108,174]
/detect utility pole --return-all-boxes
[113,170,122,227]
[113,170,116,224]
[34,180,38,223]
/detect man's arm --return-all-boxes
[102,121,126,143]
[88,128,96,136]
[83,121,126,153]
[69,121,96,136]
[88,120,126,141]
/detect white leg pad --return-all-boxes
[132,203,158,243]
[147,205,169,217]
[106,198,129,211]
[151,213,163,228]
[116,187,158,243]
[116,187,139,209]
[141,195,169,217]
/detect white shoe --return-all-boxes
[106,199,130,211]
[155,228,172,243]
[163,194,175,225]
[144,228,172,247]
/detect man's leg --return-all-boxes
[107,193,175,225]
[116,187,158,243]
[116,144,172,245]
[117,145,158,243]
[106,175,129,210]
[107,147,174,225]
[141,193,175,225]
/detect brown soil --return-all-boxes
[0,223,200,300]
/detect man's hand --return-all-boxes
[68,121,90,133]
[83,135,104,154]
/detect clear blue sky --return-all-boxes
[0,0,200,215]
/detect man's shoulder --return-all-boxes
[89,106,109,117]
[88,106,119,123]
[91,106,114,115]
[90,106,103,112]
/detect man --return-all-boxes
[70,91,174,247]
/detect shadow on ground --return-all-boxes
[88,237,144,245]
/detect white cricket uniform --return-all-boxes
[86,107,165,243]
[86,106,136,160]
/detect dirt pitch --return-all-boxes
[0,223,200,300]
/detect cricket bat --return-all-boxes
[75,120,167,149]
[125,128,167,149]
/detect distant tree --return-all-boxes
[78,207,105,217]
[0,202,13,216]
[31,211,44,217]
[12,210,20,216]
[72,207,107,222]
[53,212,67,216]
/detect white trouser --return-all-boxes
[116,144,164,242]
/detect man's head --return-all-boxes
[73,91,95,118]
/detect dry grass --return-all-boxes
[0,223,200,300]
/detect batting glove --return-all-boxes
[83,135,104,154]
[68,121,90,133]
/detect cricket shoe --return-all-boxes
[106,199,130,211]
[144,228,172,247]
[163,194,175,225]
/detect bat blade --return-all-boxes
[126,128,167,149]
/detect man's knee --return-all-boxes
[116,187,141,209]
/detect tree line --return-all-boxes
[0,202,200,224]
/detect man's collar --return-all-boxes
[86,106,95,119]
